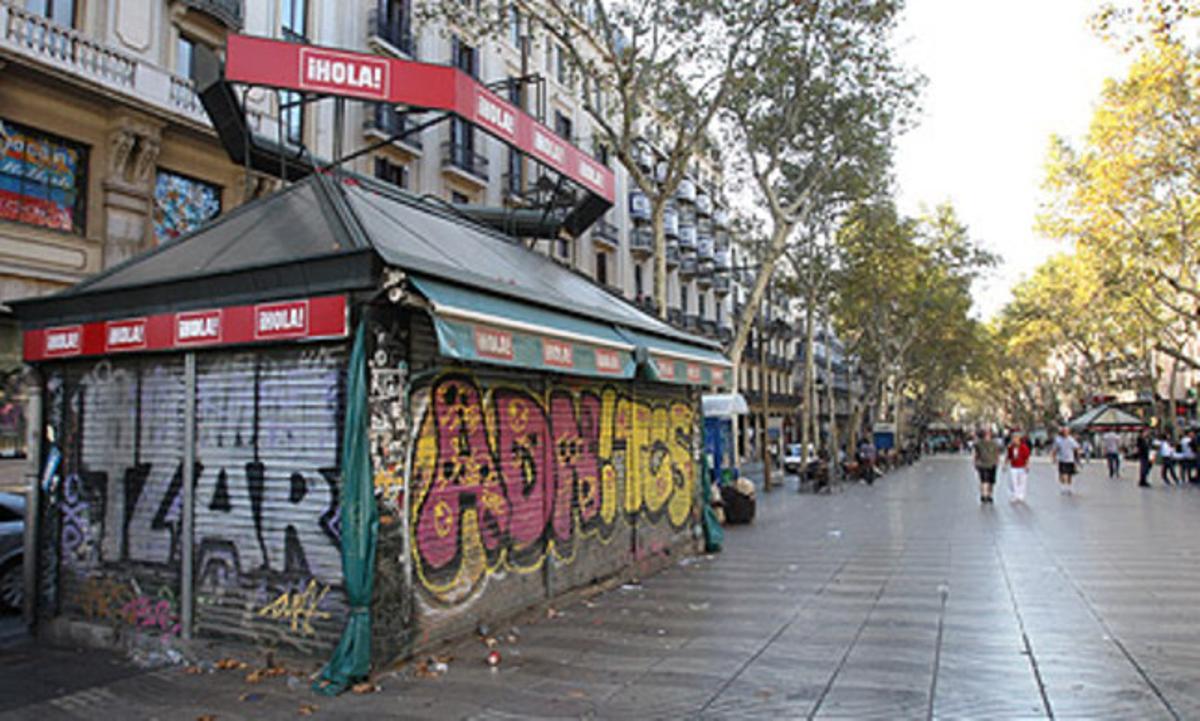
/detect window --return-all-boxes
[0,118,87,235]
[281,90,304,146]
[634,264,643,297]
[506,78,523,193]
[555,45,569,85]
[0,503,18,523]
[281,0,308,41]
[557,239,568,259]
[451,36,477,78]
[451,191,469,205]
[25,0,74,27]
[681,290,688,315]
[374,157,408,189]
[595,252,607,286]
[716,302,722,323]
[508,4,522,47]
[554,111,572,142]
[594,140,609,166]
[699,294,706,318]
[154,170,221,244]
[379,0,413,53]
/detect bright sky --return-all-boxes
[893,0,1131,319]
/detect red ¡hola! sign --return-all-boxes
[24,295,347,361]
[224,35,615,203]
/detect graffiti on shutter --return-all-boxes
[194,345,346,652]
[408,371,697,614]
[46,357,187,640]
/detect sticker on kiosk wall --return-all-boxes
[594,348,622,374]
[542,338,574,369]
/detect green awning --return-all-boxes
[617,328,732,387]
[410,275,637,378]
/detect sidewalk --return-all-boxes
[4,457,1200,718]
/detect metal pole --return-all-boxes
[23,373,42,628]
[332,97,346,174]
[181,352,196,639]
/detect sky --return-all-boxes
[893,0,1131,319]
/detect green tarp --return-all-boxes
[313,320,378,695]
[410,274,638,379]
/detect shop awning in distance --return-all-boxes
[11,173,728,385]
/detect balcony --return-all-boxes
[634,141,654,170]
[719,326,734,345]
[629,190,651,223]
[668,308,684,327]
[696,265,713,288]
[630,227,654,256]
[700,318,718,338]
[364,104,424,154]
[683,314,701,333]
[696,191,712,217]
[368,2,415,57]
[635,295,658,316]
[713,275,732,295]
[675,178,697,204]
[441,140,489,184]
[697,234,715,261]
[678,223,697,251]
[666,242,680,267]
[680,254,698,277]
[178,0,243,29]
[714,208,730,231]
[663,206,680,239]
[592,218,619,249]
[715,229,731,252]
[0,4,210,127]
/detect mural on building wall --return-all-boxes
[153,169,221,244]
[42,347,347,652]
[409,372,696,606]
[0,118,88,234]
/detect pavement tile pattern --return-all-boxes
[2,455,1199,719]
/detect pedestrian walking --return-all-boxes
[974,428,999,503]
[1136,429,1153,487]
[1006,429,1031,503]
[1052,426,1081,494]
[1179,433,1195,484]
[1102,429,1121,479]
[1159,436,1178,486]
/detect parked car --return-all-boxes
[0,492,24,613]
[783,443,811,474]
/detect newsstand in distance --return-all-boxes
[11,173,731,664]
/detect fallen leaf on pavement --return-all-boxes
[351,682,381,694]
[298,703,319,716]
[196,716,217,721]
[214,658,248,671]
[184,666,204,675]
[567,690,589,700]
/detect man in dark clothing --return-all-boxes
[1136,429,1153,487]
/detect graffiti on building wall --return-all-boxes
[410,373,696,604]
[46,348,347,649]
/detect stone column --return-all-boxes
[102,114,162,269]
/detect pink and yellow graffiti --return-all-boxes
[410,375,696,598]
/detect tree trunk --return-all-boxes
[800,302,816,461]
[759,313,772,491]
[824,304,838,477]
[651,199,669,320]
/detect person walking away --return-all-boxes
[1052,427,1081,494]
[1006,430,1032,502]
[857,438,877,485]
[1102,429,1121,479]
[1136,429,1153,487]
[1178,433,1195,484]
[974,429,1000,503]
[1159,435,1178,486]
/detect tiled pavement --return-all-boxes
[3,455,1200,719]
